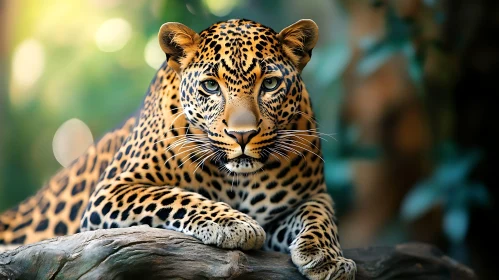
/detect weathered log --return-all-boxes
[0,226,476,280]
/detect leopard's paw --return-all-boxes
[290,237,356,280]
[193,215,265,250]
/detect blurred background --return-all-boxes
[1,0,498,278]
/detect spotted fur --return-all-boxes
[0,19,356,280]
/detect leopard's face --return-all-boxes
[160,19,318,174]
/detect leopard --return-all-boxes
[0,19,356,280]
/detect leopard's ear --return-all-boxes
[278,19,319,71]
[158,22,200,73]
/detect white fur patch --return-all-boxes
[225,159,263,173]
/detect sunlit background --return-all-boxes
[1,0,498,279]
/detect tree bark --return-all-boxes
[0,226,476,280]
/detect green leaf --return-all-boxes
[434,150,481,186]
[401,181,442,221]
[444,207,469,244]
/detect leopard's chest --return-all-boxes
[177,166,319,226]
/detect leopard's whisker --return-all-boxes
[176,138,208,151]
[277,132,331,142]
[279,140,325,162]
[163,143,211,166]
[165,138,192,152]
[178,149,211,168]
[292,111,318,125]
[269,147,290,162]
[270,153,281,162]
[175,148,210,167]
[164,142,200,161]
[277,130,334,137]
[193,151,217,174]
[275,143,305,159]
[278,128,335,136]
[165,135,210,151]
[156,133,207,142]
[165,110,184,121]
[275,144,304,161]
[279,133,336,141]
[168,112,186,130]
[191,147,215,167]
[213,151,225,164]
[277,134,321,151]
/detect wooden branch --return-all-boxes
[0,226,476,280]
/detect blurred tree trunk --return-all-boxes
[338,0,432,248]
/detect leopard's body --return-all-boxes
[0,19,356,279]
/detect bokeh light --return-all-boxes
[89,0,122,9]
[9,39,45,107]
[52,118,94,168]
[94,18,132,52]
[186,3,196,15]
[203,0,241,17]
[144,35,165,70]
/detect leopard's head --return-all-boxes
[159,19,318,174]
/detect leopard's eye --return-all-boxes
[201,80,220,95]
[262,77,281,91]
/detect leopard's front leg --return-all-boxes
[81,181,265,250]
[265,192,356,280]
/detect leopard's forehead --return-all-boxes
[190,19,285,80]
[200,19,278,42]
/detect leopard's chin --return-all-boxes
[225,156,264,174]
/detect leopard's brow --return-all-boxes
[260,61,280,74]
[200,62,220,76]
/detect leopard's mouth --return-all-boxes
[224,154,264,174]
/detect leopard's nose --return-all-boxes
[225,129,259,150]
